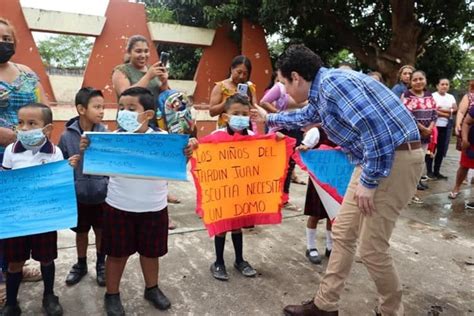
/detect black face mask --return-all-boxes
[0,42,15,63]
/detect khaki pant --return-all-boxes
[314,148,424,316]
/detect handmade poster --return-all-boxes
[83,132,189,181]
[191,133,295,237]
[0,160,77,239]
[294,148,354,219]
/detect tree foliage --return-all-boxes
[185,0,473,85]
[142,0,206,80]
[37,35,93,69]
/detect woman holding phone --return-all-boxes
[209,55,258,129]
[112,35,169,101]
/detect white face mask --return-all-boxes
[16,128,46,146]
[228,115,250,131]
[117,110,143,132]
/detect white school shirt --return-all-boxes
[432,92,456,127]
[302,127,321,148]
[105,128,168,213]
[2,140,64,170]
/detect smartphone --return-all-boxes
[159,51,170,67]
[237,83,248,96]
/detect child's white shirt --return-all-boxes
[302,128,320,148]
[105,128,168,213]
[2,140,64,170]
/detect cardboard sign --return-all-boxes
[83,132,189,181]
[191,132,294,236]
[0,161,77,238]
[294,148,354,219]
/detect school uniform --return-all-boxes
[101,128,169,258]
[1,139,63,263]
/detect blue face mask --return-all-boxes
[117,110,142,132]
[16,128,46,146]
[229,115,250,132]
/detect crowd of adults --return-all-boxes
[1,14,474,315]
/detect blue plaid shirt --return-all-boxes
[267,67,420,188]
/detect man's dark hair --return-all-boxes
[120,87,155,112]
[276,44,323,82]
[19,103,53,125]
[224,93,251,111]
[231,55,252,80]
[75,87,104,108]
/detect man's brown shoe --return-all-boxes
[283,300,338,316]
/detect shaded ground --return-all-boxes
[2,143,473,315]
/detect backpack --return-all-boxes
[156,90,194,135]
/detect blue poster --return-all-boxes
[83,132,189,181]
[0,160,77,239]
[299,149,354,199]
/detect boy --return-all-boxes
[2,103,79,316]
[58,87,108,287]
[80,87,197,316]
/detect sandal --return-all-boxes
[168,220,177,230]
[167,195,181,204]
[448,191,459,199]
[0,283,5,308]
[22,266,42,282]
[291,177,307,185]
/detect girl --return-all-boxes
[298,127,336,264]
[209,94,258,281]
[402,70,438,204]
[428,78,457,179]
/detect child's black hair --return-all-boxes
[19,103,53,125]
[120,87,156,112]
[223,94,251,111]
[75,87,104,108]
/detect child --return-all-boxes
[2,103,79,316]
[209,94,259,281]
[297,127,335,264]
[58,87,108,287]
[80,87,197,316]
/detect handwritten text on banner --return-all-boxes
[191,134,293,236]
[295,148,354,219]
[83,132,189,181]
[0,160,77,239]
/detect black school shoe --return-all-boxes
[42,294,63,316]
[104,294,125,316]
[144,286,171,310]
[96,262,106,287]
[325,248,332,258]
[234,260,257,277]
[65,263,87,285]
[2,305,22,316]
[306,249,322,264]
[210,263,229,281]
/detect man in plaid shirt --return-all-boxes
[255,45,424,316]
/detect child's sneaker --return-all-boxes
[65,263,87,286]
[144,286,171,310]
[210,263,229,281]
[42,294,63,316]
[104,293,125,316]
[2,304,21,316]
[96,262,106,287]
[234,261,257,277]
